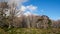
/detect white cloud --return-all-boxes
[20,6,26,11]
[20,5,37,12]
[24,11,32,16]
[19,5,38,17]
[27,5,37,11]
[23,11,39,16]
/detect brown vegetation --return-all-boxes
[0,2,60,29]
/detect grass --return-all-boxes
[0,28,60,34]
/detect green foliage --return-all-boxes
[48,20,51,25]
[48,19,52,28]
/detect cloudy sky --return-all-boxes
[0,0,60,20]
[21,0,60,20]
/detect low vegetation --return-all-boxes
[0,28,60,34]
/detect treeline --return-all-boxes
[0,2,60,29]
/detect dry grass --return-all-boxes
[0,28,60,34]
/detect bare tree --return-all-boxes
[52,20,60,28]
[0,1,8,28]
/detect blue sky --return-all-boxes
[22,0,60,20]
[1,0,60,20]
